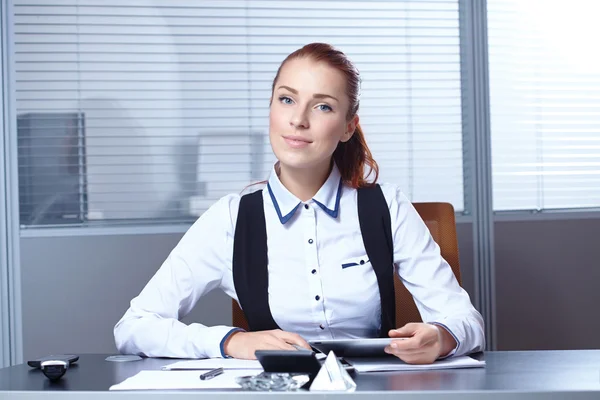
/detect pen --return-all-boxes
[199,367,224,380]
[291,344,313,352]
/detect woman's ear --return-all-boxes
[341,114,359,143]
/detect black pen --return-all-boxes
[292,344,312,352]
[199,367,224,380]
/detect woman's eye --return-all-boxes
[317,104,332,112]
[279,96,293,105]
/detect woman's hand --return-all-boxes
[223,329,311,360]
[385,323,457,364]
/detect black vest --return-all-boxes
[232,184,396,337]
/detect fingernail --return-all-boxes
[391,343,397,349]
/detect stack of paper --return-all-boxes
[110,369,260,391]
[348,355,485,373]
[111,358,265,391]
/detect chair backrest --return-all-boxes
[394,202,461,328]
[231,202,461,331]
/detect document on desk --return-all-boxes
[348,355,485,373]
[110,369,260,390]
[162,358,263,371]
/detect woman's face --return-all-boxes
[269,57,357,172]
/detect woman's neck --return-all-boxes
[277,160,332,202]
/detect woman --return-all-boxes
[114,43,485,364]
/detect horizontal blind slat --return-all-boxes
[14,0,464,224]
[489,0,600,211]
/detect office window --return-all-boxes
[13,0,464,227]
[488,0,600,211]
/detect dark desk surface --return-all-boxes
[1,350,600,399]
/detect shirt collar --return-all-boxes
[266,163,343,225]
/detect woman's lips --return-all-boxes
[283,136,312,149]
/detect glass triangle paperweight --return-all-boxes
[310,351,357,392]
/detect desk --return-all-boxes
[1,351,600,399]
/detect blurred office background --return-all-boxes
[1,0,599,366]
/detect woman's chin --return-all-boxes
[274,149,333,173]
[277,159,314,171]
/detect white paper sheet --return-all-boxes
[110,369,260,391]
[348,355,485,373]
[162,358,263,371]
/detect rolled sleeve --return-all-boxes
[191,326,245,359]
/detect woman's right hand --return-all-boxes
[223,329,311,359]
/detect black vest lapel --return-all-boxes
[232,190,280,331]
[357,185,397,337]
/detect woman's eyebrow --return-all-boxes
[277,85,339,102]
[313,93,339,102]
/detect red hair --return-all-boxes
[271,43,379,188]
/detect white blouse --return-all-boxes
[114,163,485,359]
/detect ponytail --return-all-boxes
[332,123,379,188]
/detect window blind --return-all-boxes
[13,0,465,227]
[488,0,600,211]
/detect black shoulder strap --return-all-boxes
[233,185,396,336]
[357,184,396,336]
[232,190,280,332]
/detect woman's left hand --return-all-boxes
[385,323,457,364]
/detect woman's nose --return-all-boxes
[290,111,309,129]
